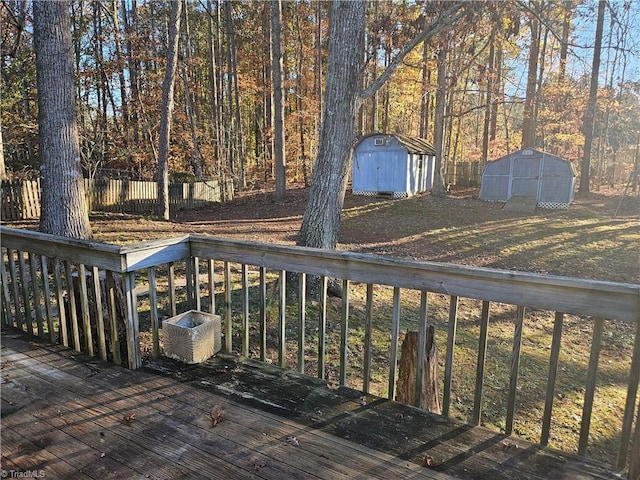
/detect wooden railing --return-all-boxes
[0,178,233,220]
[1,225,639,474]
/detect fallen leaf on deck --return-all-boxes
[209,404,225,428]
[422,455,439,467]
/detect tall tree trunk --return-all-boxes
[223,0,236,184]
[295,3,308,187]
[579,0,606,193]
[559,0,572,81]
[181,1,203,179]
[224,0,245,190]
[272,0,286,201]
[432,45,448,197]
[156,0,182,220]
[297,0,366,250]
[419,40,431,139]
[490,47,502,141]
[521,14,540,149]
[206,0,222,175]
[535,26,549,150]
[111,1,129,155]
[122,0,141,149]
[33,1,92,239]
[262,3,274,182]
[481,25,496,166]
[313,0,323,164]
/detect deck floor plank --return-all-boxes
[1,334,452,480]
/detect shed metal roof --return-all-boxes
[357,133,436,156]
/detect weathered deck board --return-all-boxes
[1,333,449,480]
[141,349,625,480]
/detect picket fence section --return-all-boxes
[0,178,233,220]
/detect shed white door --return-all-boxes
[510,155,541,198]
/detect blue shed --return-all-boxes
[352,133,436,198]
[479,148,577,208]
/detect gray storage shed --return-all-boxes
[352,133,436,198]
[479,148,577,208]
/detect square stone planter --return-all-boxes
[162,310,222,364]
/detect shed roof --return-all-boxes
[357,133,436,156]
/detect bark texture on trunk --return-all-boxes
[396,327,441,414]
[297,0,365,250]
[34,1,92,239]
[157,0,182,220]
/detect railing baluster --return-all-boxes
[18,250,33,333]
[148,266,159,359]
[124,271,141,369]
[64,261,81,351]
[415,290,429,408]
[473,300,491,425]
[541,311,564,446]
[208,259,216,314]
[278,270,286,368]
[506,305,525,435]
[318,275,327,380]
[106,271,121,365]
[193,256,201,311]
[77,264,94,356]
[53,260,68,347]
[443,295,459,417]
[241,264,249,357]
[7,249,22,329]
[388,287,401,400]
[40,256,54,342]
[298,273,306,374]
[224,261,232,353]
[90,266,107,361]
[339,279,349,386]
[186,257,195,310]
[259,267,267,361]
[168,262,177,317]
[1,249,14,326]
[363,283,373,394]
[617,310,640,468]
[28,253,44,337]
[578,317,604,456]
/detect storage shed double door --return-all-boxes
[362,150,409,194]
[511,154,543,198]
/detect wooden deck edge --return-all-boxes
[1,330,627,480]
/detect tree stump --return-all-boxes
[396,326,441,414]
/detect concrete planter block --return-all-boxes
[162,310,222,363]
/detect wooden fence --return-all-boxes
[1,225,639,475]
[444,160,483,187]
[0,178,234,220]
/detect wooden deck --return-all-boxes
[0,332,624,480]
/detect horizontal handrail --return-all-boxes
[3,227,636,322]
[189,235,639,323]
